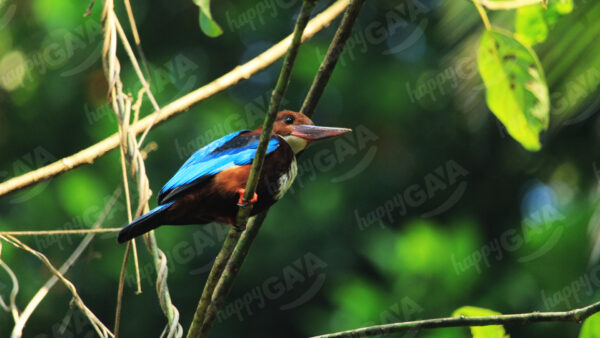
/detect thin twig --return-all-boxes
[472,0,492,30]
[113,16,161,147]
[197,212,268,335]
[186,228,244,338]
[0,0,350,199]
[9,187,121,337]
[102,2,182,335]
[0,245,20,323]
[475,0,543,10]
[123,0,152,81]
[0,228,122,236]
[114,242,131,337]
[189,2,317,337]
[2,234,114,338]
[311,300,600,338]
[301,0,367,118]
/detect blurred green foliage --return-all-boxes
[1,0,600,337]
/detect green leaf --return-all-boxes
[515,5,548,46]
[477,29,549,151]
[580,313,600,338]
[550,0,574,14]
[482,0,544,10]
[545,0,574,27]
[193,0,223,38]
[453,306,508,338]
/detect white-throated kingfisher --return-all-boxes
[117,110,351,243]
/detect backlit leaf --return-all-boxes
[515,5,548,45]
[193,0,223,38]
[579,313,600,338]
[477,29,549,151]
[453,306,509,338]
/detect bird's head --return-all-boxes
[272,110,351,154]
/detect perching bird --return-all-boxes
[117,110,351,243]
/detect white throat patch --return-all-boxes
[275,156,298,200]
[281,135,308,154]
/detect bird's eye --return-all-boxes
[284,117,294,125]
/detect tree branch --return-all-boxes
[0,0,349,199]
[301,0,367,117]
[311,300,600,338]
[192,0,369,336]
[186,2,317,337]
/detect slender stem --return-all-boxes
[301,0,367,118]
[0,0,350,199]
[9,187,121,337]
[476,0,543,10]
[312,299,600,338]
[123,0,152,81]
[194,0,369,335]
[0,228,122,236]
[186,230,242,338]
[186,2,317,337]
[198,212,268,337]
[234,0,317,227]
[113,242,131,337]
[473,0,492,30]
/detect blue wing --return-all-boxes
[157,130,280,204]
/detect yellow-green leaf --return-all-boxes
[580,313,600,338]
[545,0,574,26]
[477,29,549,151]
[453,306,508,338]
[193,0,223,38]
[515,5,548,46]
[551,0,574,14]
[482,0,544,10]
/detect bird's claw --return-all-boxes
[232,223,246,232]
[237,188,258,207]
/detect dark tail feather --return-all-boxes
[117,202,174,243]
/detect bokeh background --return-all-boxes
[1,0,600,337]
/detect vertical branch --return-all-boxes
[198,0,368,335]
[197,212,268,335]
[185,1,317,338]
[113,242,131,337]
[301,0,367,118]
[101,2,182,336]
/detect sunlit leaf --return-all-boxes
[579,313,600,338]
[477,29,549,151]
[551,0,573,14]
[515,5,548,45]
[545,0,574,26]
[193,0,223,38]
[453,306,508,338]
[482,0,544,10]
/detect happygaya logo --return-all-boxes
[356,160,469,230]
[216,252,327,322]
[0,146,57,204]
[263,124,379,198]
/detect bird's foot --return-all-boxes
[232,223,246,232]
[236,188,258,207]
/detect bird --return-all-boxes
[117,110,351,243]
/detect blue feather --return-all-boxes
[158,130,280,204]
[117,201,175,243]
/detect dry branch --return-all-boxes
[8,187,121,338]
[0,0,350,199]
[3,234,115,338]
[311,300,600,337]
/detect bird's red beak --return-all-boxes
[290,125,352,141]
